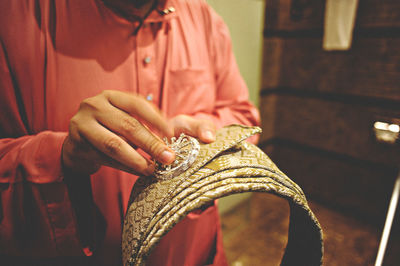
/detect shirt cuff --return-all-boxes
[23,131,68,183]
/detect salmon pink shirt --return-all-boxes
[0,0,260,265]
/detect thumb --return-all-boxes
[196,120,216,143]
[171,115,216,143]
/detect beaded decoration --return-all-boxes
[154,133,200,180]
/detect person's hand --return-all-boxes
[62,90,175,176]
[170,115,216,144]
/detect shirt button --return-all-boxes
[146,93,153,101]
[144,56,152,64]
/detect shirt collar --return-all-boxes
[99,0,177,25]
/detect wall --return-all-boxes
[207,0,265,106]
[207,0,265,213]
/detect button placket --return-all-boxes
[136,24,158,105]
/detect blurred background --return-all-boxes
[208,0,400,265]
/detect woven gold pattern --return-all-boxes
[122,125,324,266]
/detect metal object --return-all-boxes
[373,119,400,266]
[373,121,399,145]
[161,6,175,15]
[375,171,400,266]
[146,93,153,101]
[154,133,200,181]
[143,56,152,64]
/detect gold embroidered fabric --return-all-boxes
[122,125,324,266]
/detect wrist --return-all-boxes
[61,137,100,176]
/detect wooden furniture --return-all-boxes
[260,0,400,226]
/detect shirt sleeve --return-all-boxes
[193,3,260,143]
[0,38,88,257]
[0,134,88,257]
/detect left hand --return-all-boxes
[170,115,216,144]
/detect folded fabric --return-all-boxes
[122,125,324,266]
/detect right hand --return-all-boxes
[62,90,176,176]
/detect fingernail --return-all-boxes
[203,130,215,142]
[160,150,175,164]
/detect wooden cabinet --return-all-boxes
[260,0,400,225]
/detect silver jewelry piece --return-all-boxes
[154,133,200,180]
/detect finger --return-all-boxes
[103,90,173,138]
[173,116,216,143]
[78,120,158,175]
[96,150,155,176]
[104,160,154,176]
[95,106,175,164]
[197,121,216,143]
[66,132,155,176]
